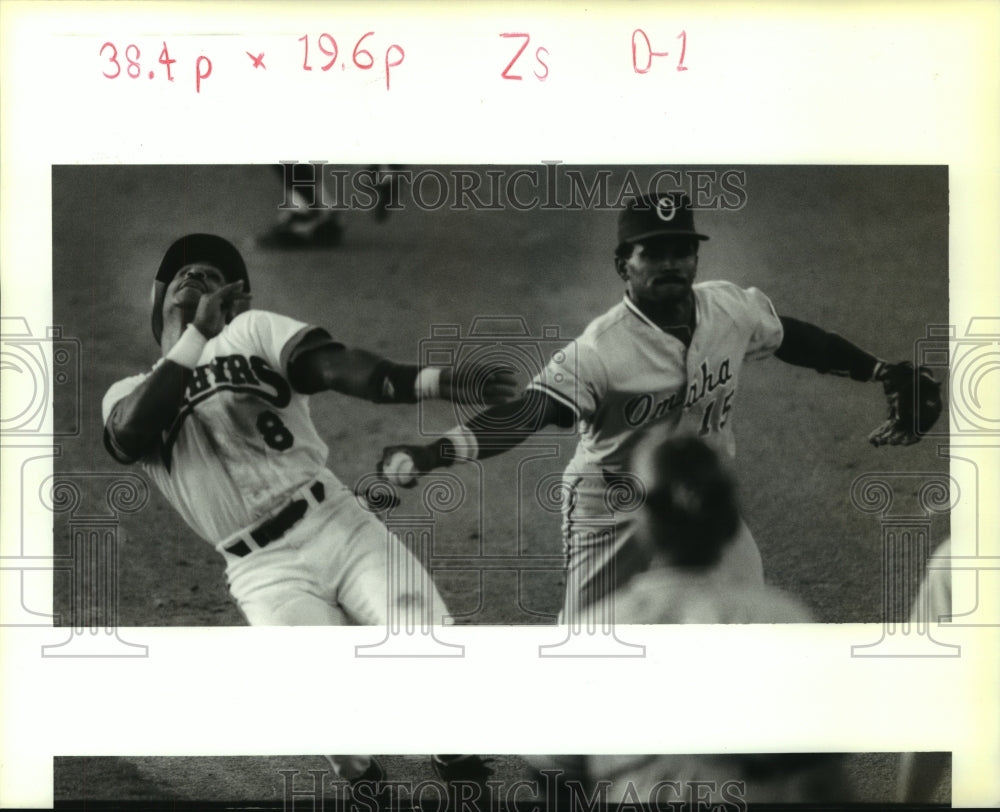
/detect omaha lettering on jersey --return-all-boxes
[527,281,784,471]
[624,357,733,428]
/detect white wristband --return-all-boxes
[416,366,443,400]
[166,324,207,369]
[443,425,479,461]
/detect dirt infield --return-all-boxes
[51,164,950,626]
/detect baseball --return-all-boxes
[385,451,416,486]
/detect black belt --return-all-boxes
[224,481,325,557]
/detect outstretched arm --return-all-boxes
[774,315,942,446]
[378,389,576,485]
[774,315,885,381]
[288,339,517,404]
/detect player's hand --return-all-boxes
[377,443,439,487]
[439,362,518,406]
[192,281,252,339]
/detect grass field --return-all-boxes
[51,164,951,627]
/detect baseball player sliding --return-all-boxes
[379,193,943,620]
[101,233,516,627]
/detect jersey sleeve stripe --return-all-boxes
[526,381,581,418]
[281,325,336,376]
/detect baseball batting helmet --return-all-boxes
[150,233,251,344]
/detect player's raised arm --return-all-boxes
[287,342,518,405]
[104,278,250,463]
[103,363,194,464]
[774,315,942,446]
[377,389,575,487]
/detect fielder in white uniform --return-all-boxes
[379,193,918,620]
[102,233,515,628]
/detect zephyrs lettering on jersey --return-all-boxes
[156,354,293,468]
[185,354,292,407]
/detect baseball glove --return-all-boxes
[868,362,943,446]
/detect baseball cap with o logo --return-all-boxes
[617,192,710,244]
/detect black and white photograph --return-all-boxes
[54,750,951,809]
[51,163,950,628]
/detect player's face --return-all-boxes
[617,238,699,304]
[166,263,227,307]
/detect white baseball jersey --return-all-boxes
[528,281,784,475]
[102,310,332,542]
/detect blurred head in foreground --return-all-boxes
[632,429,741,569]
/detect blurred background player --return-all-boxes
[258,163,405,249]
[377,192,941,622]
[523,436,837,802]
[588,429,813,623]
